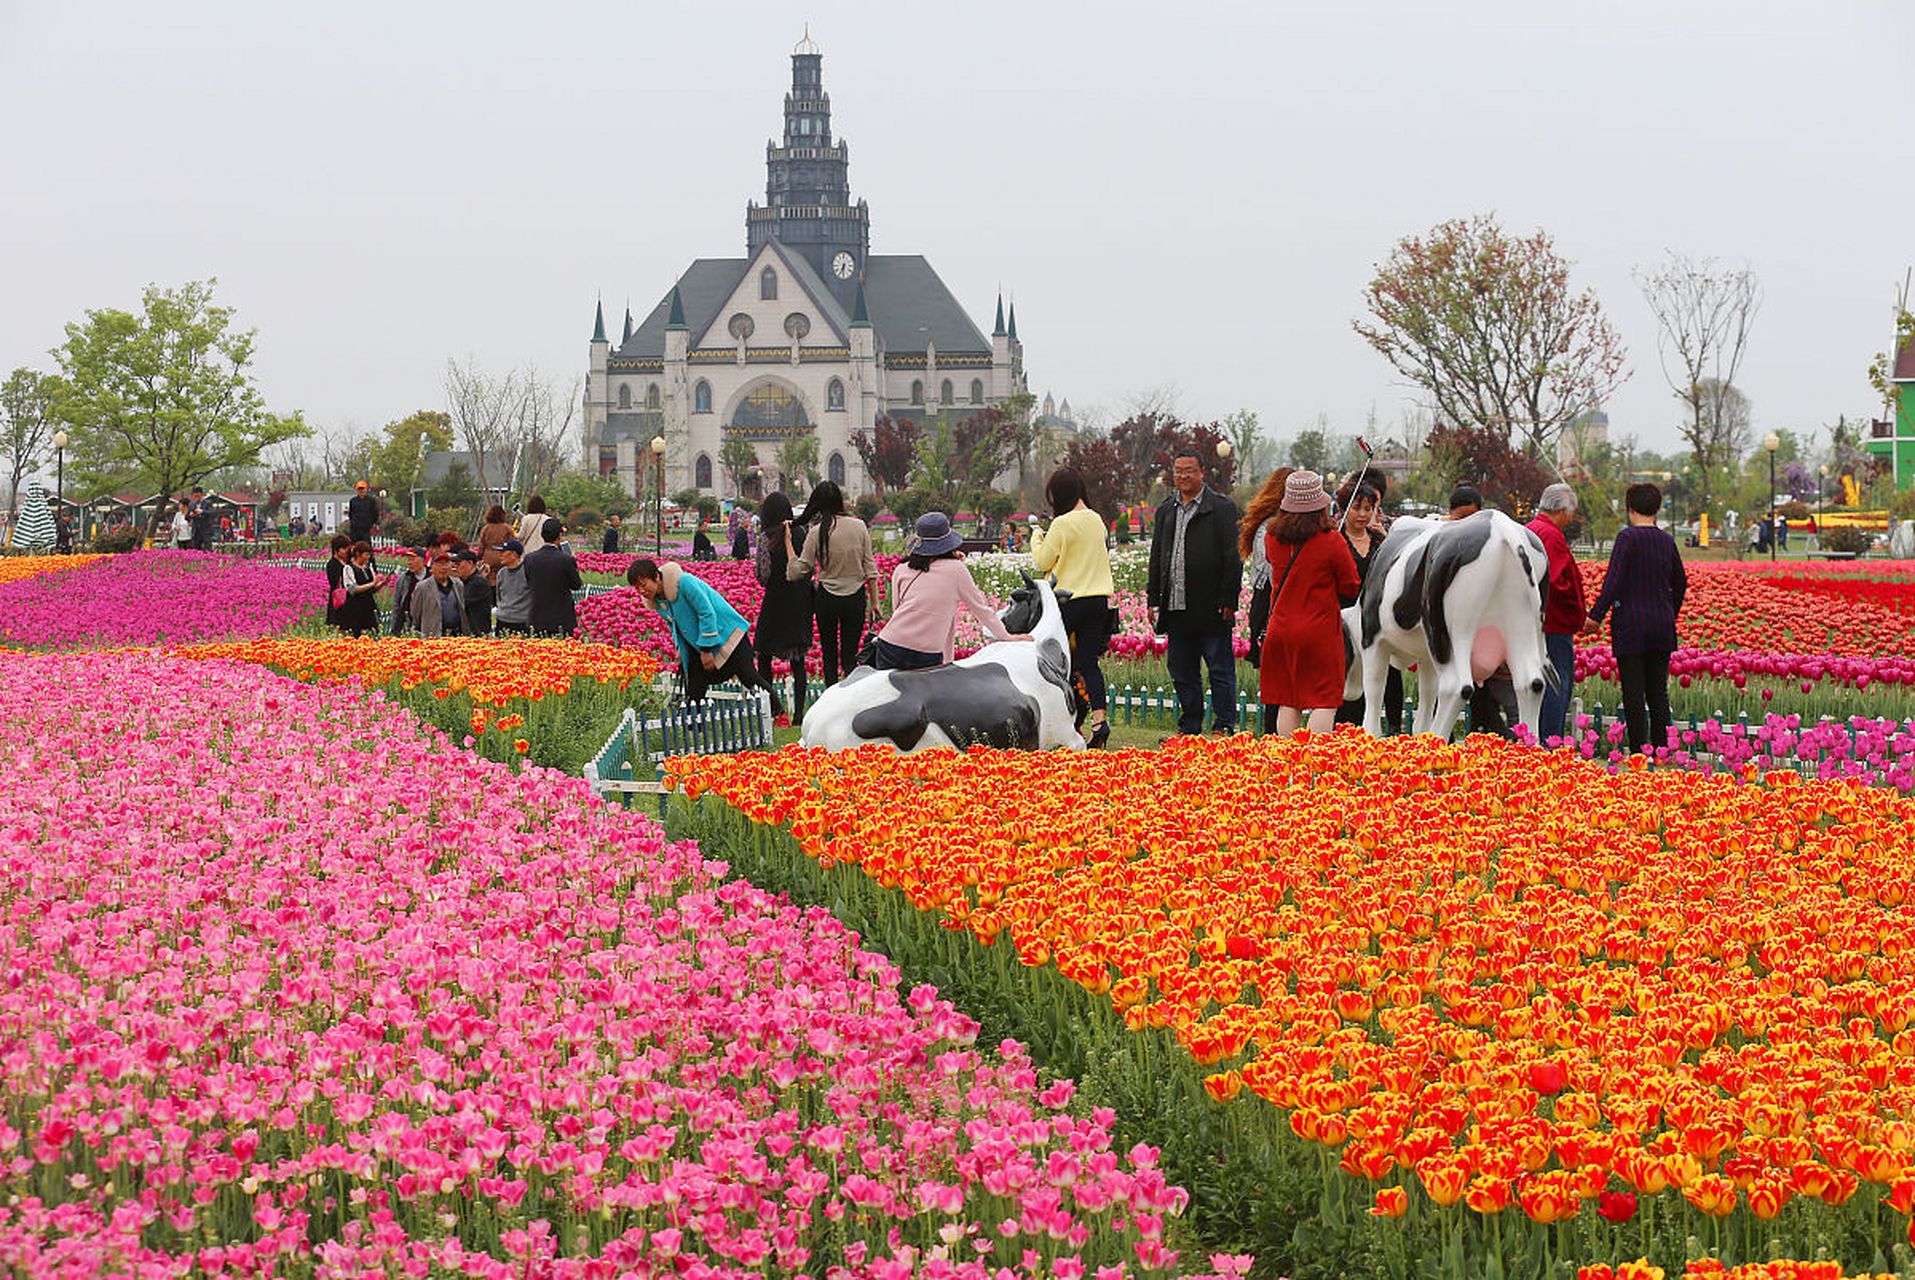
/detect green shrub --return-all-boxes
[91,527,144,554]
[1818,525,1871,555]
[567,505,604,531]
[380,513,424,547]
[854,493,883,523]
[888,485,938,527]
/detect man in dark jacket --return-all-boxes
[1146,451,1243,736]
[188,487,217,550]
[522,517,582,637]
[602,514,621,554]
[454,551,495,634]
[346,481,380,544]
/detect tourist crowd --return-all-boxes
[313,465,1688,755]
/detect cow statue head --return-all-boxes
[1002,569,1071,635]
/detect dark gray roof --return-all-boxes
[862,255,990,354]
[417,449,515,491]
[618,251,989,358]
[619,260,749,358]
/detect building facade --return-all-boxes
[584,34,1026,499]
[1864,344,1915,490]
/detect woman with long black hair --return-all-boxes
[787,480,877,686]
[754,492,815,725]
[1330,475,1404,733]
[1029,467,1116,748]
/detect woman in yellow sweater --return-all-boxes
[1029,467,1117,748]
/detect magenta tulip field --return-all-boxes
[0,552,319,647]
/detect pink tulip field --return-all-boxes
[0,651,1234,1278]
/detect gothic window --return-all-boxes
[694,380,712,413]
[728,313,755,341]
[617,383,631,409]
[940,379,954,406]
[910,380,924,406]
[784,313,811,341]
[828,452,846,487]
[727,381,813,439]
[695,454,713,489]
[826,378,845,411]
[970,379,985,405]
[760,268,778,300]
[646,384,661,410]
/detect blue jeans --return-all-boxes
[1165,625,1237,734]
[1541,631,1576,744]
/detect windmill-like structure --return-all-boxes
[12,482,54,551]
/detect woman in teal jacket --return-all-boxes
[625,558,771,702]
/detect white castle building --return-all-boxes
[584,34,1027,499]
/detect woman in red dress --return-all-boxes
[1259,471,1360,738]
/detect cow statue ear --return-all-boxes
[1054,588,1073,603]
[1019,569,1035,589]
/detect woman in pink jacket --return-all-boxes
[871,512,1032,671]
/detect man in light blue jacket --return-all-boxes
[625,557,770,702]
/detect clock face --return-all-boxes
[831,251,856,280]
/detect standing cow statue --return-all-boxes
[1892,520,1914,561]
[801,573,1085,753]
[1342,510,1557,742]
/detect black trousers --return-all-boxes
[815,588,865,686]
[756,642,809,721]
[1616,649,1673,755]
[682,639,768,703]
[1057,595,1111,715]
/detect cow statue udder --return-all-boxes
[800,573,1085,753]
[1341,510,1557,742]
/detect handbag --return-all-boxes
[1251,543,1304,655]
[330,586,348,610]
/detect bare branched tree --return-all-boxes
[516,369,580,498]
[443,358,525,504]
[1120,382,1183,423]
[1634,253,1761,508]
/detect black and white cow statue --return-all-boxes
[800,573,1085,753]
[1342,510,1556,741]
[1891,520,1914,561]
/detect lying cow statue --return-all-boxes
[1342,510,1557,742]
[800,573,1086,753]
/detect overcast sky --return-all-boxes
[3,0,1910,464]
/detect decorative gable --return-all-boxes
[692,242,849,352]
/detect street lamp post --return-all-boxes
[52,430,69,550]
[1817,464,1829,539]
[1763,432,1781,563]
[650,435,666,555]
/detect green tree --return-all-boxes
[424,462,480,520]
[1,368,56,517]
[719,434,760,496]
[1217,408,1268,479]
[50,280,307,533]
[1354,214,1629,455]
[776,432,821,492]
[368,410,453,497]
[1289,427,1330,472]
[544,469,635,521]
